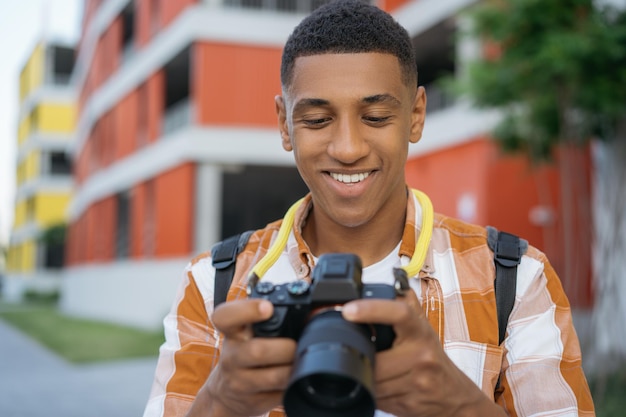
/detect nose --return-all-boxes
[327,117,369,164]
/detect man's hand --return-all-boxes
[186,299,296,417]
[342,290,507,417]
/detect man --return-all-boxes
[144,1,595,416]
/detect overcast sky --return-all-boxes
[0,0,82,245]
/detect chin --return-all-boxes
[332,212,374,229]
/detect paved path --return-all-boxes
[0,319,157,417]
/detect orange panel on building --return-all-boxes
[115,90,139,161]
[407,137,593,308]
[160,0,197,28]
[194,43,282,127]
[381,0,413,12]
[135,0,153,48]
[406,138,493,225]
[154,163,195,257]
[147,71,164,143]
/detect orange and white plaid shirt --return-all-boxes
[144,192,595,417]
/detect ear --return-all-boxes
[409,86,427,144]
[275,95,293,151]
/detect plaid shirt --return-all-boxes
[144,192,595,417]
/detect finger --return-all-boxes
[221,337,296,369]
[342,298,417,330]
[212,299,273,337]
[205,365,287,416]
[219,363,295,394]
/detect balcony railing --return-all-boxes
[44,72,72,86]
[223,0,346,13]
[162,98,193,137]
[424,82,456,114]
[121,42,135,66]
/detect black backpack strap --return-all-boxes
[487,226,527,392]
[211,230,254,308]
[487,226,526,345]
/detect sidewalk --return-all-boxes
[0,319,157,417]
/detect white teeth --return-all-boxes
[330,172,370,184]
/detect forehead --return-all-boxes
[287,52,408,101]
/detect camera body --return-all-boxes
[247,253,403,417]
[249,253,396,350]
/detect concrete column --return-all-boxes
[194,163,222,253]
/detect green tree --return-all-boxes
[458,0,626,383]
[39,223,67,269]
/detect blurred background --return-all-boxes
[0,0,624,416]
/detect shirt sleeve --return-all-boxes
[143,258,221,417]
[496,250,595,416]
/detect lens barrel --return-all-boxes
[283,310,377,417]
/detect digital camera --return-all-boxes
[248,253,403,417]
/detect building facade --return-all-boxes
[4,40,76,301]
[63,0,592,329]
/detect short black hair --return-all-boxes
[281,0,417,89]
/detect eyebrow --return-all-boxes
[293,94,401,113]
[292,98,330,113]
[362,94,402,106]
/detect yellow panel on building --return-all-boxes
[20,240,36,272]
[16,161,24,186]
[8,241,36,273]
[35,193,71,227]
[39,103,76,134]
[14,200,27,228]
[24,151,40,182]
[19,43,44,101]
[18,117,30,144]
[6,246,16,272]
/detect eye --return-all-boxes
[302,116,332,127]
[363,115,392,125]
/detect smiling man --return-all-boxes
[144,1,595,416]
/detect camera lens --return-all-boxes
[305,373,360,401]
[283,310,377,417]
[294,368,364,410]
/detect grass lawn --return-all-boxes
[589,368,626,417]
[0,302,164,363]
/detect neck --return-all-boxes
[302,191,407,267]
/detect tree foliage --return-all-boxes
[462,0,626,160]
[39,223,67,246]
[459,0,626,379]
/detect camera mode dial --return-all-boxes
[287,280,310,296]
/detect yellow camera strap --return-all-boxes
[249,188,434,280]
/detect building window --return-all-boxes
[41,224,66,269]
[221,166,309,238]
[163,46,191,135]
[50,152,72,175]
[121,1,136,63]
[224,0,340,13]
[51,45,75,85]
[413,18,457,113]
[116,191,131,259]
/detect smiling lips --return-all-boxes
[329,171,371,184]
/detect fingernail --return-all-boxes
[258,300,273,317]
[342,303,357,319]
